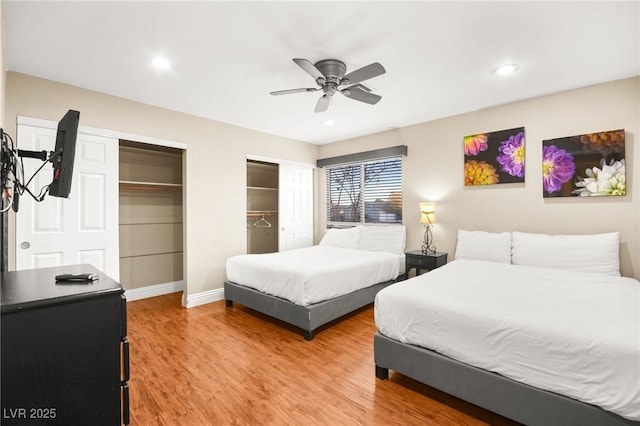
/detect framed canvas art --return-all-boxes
[542,129,625,197]
[464,127,525,186]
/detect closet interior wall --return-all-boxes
[119,140,184,290]
[247,160,278,254]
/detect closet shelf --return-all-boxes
[247,211,277,217]
[120,220,183,226]
[119,181,182,192]
[120,250,184,260]
[247,186,277,191]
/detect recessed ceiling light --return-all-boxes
[151,57,170,71]
[324,119,334,126]
[493,64,519,76]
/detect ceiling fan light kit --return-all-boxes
[271,58,386,113]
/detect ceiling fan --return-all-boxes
[270,58,386,113]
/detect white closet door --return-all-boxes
[15,121,120,279]
[279,162,314,251]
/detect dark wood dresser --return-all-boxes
[1,264,129,425]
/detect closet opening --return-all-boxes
[119,140,184,293]
[246,160,278,254]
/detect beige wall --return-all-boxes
[5,69,639,298]
[1,3,6,273]
[5,72,319,298]
[1,1,5,126]
[318,77,640,279]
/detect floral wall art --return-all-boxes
[464,127,525,186]
[542,129,625,197]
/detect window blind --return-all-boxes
[326,157,402,225]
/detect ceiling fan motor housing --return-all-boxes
[314,59,347,86]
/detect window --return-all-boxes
[326,157,402,225]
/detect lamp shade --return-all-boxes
[419,202,436,224]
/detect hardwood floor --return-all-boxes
[127,293,520,425]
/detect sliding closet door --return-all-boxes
[279,162,313,251]
[15,119,120,279]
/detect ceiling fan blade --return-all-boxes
[354,83,373,92]
[314,94,331,113]
[293,58,326,84]
[270,88,319,96]
[342,62,386,85]
[342,86,382,105]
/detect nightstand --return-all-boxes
[404,250,448,279]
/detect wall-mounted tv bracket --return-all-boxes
[17,149,54,162]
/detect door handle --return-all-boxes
[20,241,30,249]
[122,337,130,382]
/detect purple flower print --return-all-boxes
[497,132,525,177]
[542,145,575,193]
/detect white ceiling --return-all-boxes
[3,1,639,145]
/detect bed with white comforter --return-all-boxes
[374,230,640,425]
[225,225,405,339]
[375,259,640,421]
[227,245,400,306]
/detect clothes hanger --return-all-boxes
[253,214,272,228]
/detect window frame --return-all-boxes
[325,155,403,227]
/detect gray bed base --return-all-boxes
[224,280,396,340]
[374,332,639,426]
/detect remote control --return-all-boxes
[55,273,99,282]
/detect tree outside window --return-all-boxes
[327,157,402,225]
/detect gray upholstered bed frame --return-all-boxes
[224,279,396,340]
[374,332,639,426]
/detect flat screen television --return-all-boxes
[48,110,80,198]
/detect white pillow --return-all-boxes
[318,227,360,250]
[357,225,406,255]
[511,231,620,276]
[454,230,512,264]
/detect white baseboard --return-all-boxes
[125,280,183,302]
[124,280,224,308]
[183,288,225,308]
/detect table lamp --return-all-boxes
[419,202,436,254]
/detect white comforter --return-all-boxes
[375,259,640,421]
[226,245,400,306]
